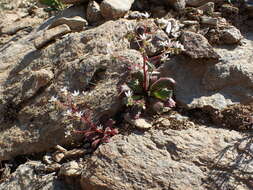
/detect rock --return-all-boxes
[0,17,43,35]
[0,161,70,190]
[182,20,199,25]
[43,154,54,165]
[197,2,215,14]
[167,0,186,11]
[52,152,65,163]
[126,11,150,19]
[49,16,88,32]
[200,16,218,26]
[212,11,222,17]
[180,31,220,59]
[220,3,239,18]
[45,163,61,173]
[100,0,134,19]
[34,24,71,49]
[0,19,148,161]
[55,145,68,152]
[131,0,149,10]
[219,27,243,44]
[215,103,253,130]
[59,161,81,177]
[245,0,253,18]
[81,127,252,190]
[186,0,223,7]
[150,5,167,18]
[159,32,253,110]
[124,114,152,129]
[86,1,103,23]
[64,148,87,159]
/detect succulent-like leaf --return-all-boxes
[132,95,143,100]
[150,77,176,92]
[164,98,176,108]
[91,139,101,148]
[152,88,173,101]
[128,79,142,93]
[146,61,155,71]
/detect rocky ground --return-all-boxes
[0,0,253,190]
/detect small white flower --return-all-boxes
[121,84,131,92]
[66,124,74,130]
[63,109,72,117]
[106,43,113,54]
[159,40,170,47]
[138,34,152,43]
[49,96,58,103]
[125,90,133,98]
[157,18,168,26]
[172,41,185,50]
[97,124,103,130]
[143,12,150,18]
[64,130,71,138]
[60,86,68,95]
[139,34,148,41]
[72,90,80,97]
[161,54,169,62]
[75,111,83,118]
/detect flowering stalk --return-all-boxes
[49,87,118,149]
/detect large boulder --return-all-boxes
[81,127,252,190]
[0,18,145,161]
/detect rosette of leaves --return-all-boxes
[123,68,176,114]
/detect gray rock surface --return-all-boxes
[160,32,253,110]
[0,161,71,190]
[81,127,252,190]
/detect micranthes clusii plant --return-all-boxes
[49,87,118,149]
[118,24,185,117]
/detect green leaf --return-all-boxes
[132,95,143,100]
[152,88,173,101]
[146,61,155,71]
[150,77,175,92]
